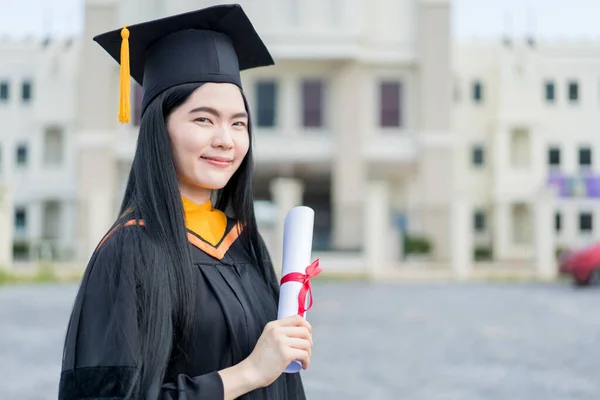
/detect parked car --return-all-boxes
[559,243,600,286]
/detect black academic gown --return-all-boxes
[58,215,306,400]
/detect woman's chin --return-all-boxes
[191,177,230,191]
[180,175,228,192]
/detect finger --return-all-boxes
[282,315,312,333]
[290,339,312,359]
[289,349,310,370]
[279,326,312,342]
[303,319,312,334]
[285,337,311,351]
[274,317,312,340]
[293,315,312,331]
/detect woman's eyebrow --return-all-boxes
[189,106,247,119]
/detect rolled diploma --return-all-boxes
[277,206,315,374]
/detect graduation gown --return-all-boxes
[58,208,306,400]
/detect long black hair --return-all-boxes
[118,82,278,398]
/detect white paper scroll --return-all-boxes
[277,206,315,373]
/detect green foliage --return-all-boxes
[0,268,17,285]
[12,242,29,258]
[0,263,60,286]
[34,263,58,283]
[474,246,493,261]
[403,235,432,255]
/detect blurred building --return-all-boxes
[454,38,600,263]
[76,0,454,265]
[0,37,80,263]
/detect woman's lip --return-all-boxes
[202,156,233,162]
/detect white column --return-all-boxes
[280,75,297,135]
[86,191,115,257]
[57,199,79,261]
[535,188,557,280]
[331,62,366,250]
[76,147,118,261]
[29,201,43,260]
[365,181,392,278]
[0,184,14,270]
[451,194,472,280]
[493,202,510,261]
[270,178,304,276]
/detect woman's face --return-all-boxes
[167,83,250,198]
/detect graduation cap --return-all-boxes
[93,3,274,123]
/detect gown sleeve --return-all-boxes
[58,225,224,400]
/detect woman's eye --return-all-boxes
[195,117,212,124]
[233,121,247,127]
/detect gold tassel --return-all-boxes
[119,26,131,124]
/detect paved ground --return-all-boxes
[0,281,598,400]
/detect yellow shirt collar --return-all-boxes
[181,196,227,246]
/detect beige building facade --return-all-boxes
[455,38,600,265]
[0,38,80,267]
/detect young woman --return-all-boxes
[59,5,312,400]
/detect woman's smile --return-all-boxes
[201,155,234,168]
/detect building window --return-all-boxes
[548,147,560,167]
[579,212,593,233]
[0,81,8,101]
[512,203,532,245]
[301,79,324,128]
[510,128,531,168]
[568,80,579,103]
[544,80,555,102]
[473,210,486,232]
[16,144,28,166]
[472,80,483,103]
[43,126,64,166]
[379,81,402,127]
[555,212,562,233]
[42,201,61,239]
[255,80,277,128]
[15,207,26,229]
[22,80,32,102]
[472,145,484,166]
[579,147,592,168]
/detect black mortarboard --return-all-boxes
[93,3,274,123]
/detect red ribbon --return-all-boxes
[280,259,323,317]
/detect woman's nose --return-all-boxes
[212,126,234,149]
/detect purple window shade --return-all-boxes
[547,173,600,197]
[380,81,402,127]
[133,83,144,127]
[302,80,323,128]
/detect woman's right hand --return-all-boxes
[242,314,313,388]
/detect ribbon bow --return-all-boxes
[280,259,323,317]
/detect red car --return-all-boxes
[559,243,600,286]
